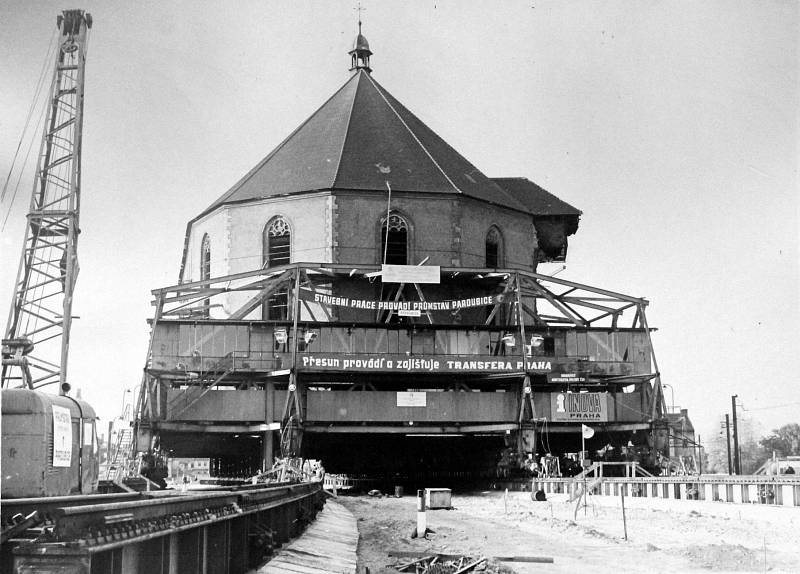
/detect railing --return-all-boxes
[572,461,655,480]
[105,427,133,481]
[148,321,651,379]
[531,475,800,507]
[164,352,242,417]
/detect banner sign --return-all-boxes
[551,392,608,422]
[547,371,589,384]
[299,353,553,373]
[52,405,72,467]
[397,391,427,407]
[299,288,509,311]
[382,264,440,284]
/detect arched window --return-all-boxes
[263,217,291,320]
[200,234,211,280]
[485,226,503,268]
[381,213,408,265]
[200,234,211,317]
[264,216,291,266]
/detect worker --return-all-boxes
[525,454,540,477]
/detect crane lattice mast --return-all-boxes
[2,10,92,395]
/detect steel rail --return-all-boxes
[5,482,325,574]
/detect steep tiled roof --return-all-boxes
[199,70,530,217]
[492,177,581,216]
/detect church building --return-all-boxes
[138,27,668,481]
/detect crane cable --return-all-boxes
[1,27,59,230]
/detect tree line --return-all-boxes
[704,419,800,474]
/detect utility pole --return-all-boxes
[731,395,740,475]
[724,414,732,475]
[697,434,703,475]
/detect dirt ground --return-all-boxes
[337,489,800,574]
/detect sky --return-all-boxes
[1,1,797,446]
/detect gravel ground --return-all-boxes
[337,489,800,574]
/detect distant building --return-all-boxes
[170,458,210,480]
[665,408,700,473]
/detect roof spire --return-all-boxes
[349,2,372,73]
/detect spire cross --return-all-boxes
[355,2,365,32]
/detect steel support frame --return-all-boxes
[135,262,665,465]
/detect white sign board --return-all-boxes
[397,391,427,407]
[398,309,422,317]
[52,405,72,467]
[382,264,440,284]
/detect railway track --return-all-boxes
[1,481,324,574]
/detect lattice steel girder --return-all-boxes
[148,262,650,330]
[2,10,92,393]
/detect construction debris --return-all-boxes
[389,553,513,574]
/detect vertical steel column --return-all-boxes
[200,526,208,574]
[228,516,248,574]
[121,543,140,573]
[637,303,666,420]
[281,267,304,456]
[263,380,274,470]
[168,533,179,574]
[514,273,535,457]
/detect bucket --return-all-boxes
[395,485,404,498]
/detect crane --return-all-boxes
[2,10,92,395]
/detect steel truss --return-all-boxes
[134,263,668,462]
[2,10,92,393]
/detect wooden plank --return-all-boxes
[388,551,471,560]
[258,501,357,574]
[494,556,554,563]
[277,549,356,571]
[289,542,356,560]
[291,534,357,551]
[262,560,335,574]
[290,538,356,558]
[295,532,356,547]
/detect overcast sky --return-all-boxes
[1,1,797,445]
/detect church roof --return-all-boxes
[199,70,531,217]
[492,177,581,217]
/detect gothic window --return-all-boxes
[381,213,408,265]
[200,234,211,280]
[263,217,291,320]
[485,226,503,268]
[265,216,291,266]
[200,233,211,317]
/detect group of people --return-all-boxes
[500,451,582,478]
[500,443,652,479]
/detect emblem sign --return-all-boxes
[551,392,608,422]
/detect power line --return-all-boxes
[1,27,57,204]
[742,401,800,412]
